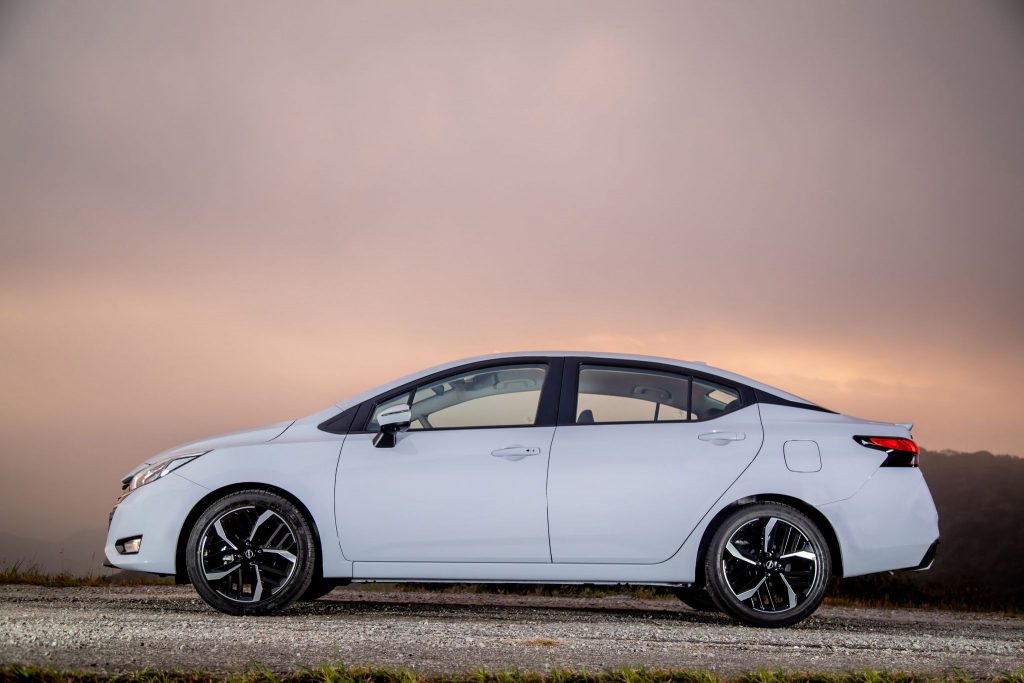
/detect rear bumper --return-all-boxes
[104,473,209,575]
[910,539,939,571]
[818,468,940,578]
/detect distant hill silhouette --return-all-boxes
[0,528,109,575]
[2,448,1021,609]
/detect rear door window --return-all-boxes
[690,377,742,420]
[575,365,692,424]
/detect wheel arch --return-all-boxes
[174,482,324,585]
[692,493,843,587]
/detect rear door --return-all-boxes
[547,360,764,564]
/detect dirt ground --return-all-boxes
[1,585,1021,678]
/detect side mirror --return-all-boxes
[373,404,411,448]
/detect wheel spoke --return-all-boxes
[764,576,777,611]
[734,576,766,602]
[780,549,816,561]
[205,564,240,581]
[264,520,288,549]
[262,548,297,563]
[256,563,290,579]
[763,517,779,552]
[214,520,238,550]
[251,565,263,601]
[778,573,799,608]
[248,510,275,542]
[782,569,814,578]
[726,541,758,565]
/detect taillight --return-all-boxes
[854,435,919,467]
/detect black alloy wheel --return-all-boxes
[186,489,316,615]
[704,502,831,627]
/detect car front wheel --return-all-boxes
[186,489,316,616]
[704,502,831,627]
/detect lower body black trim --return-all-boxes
[910,539,939,571]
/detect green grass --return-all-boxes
[1,666,1022,683]
[0,562,173,588]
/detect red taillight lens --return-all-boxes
[854,435,919,467]
[865,437,919,454]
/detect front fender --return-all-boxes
[174,439,351,578]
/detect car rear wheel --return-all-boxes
[186,489,316,616]
[704,502,830,627]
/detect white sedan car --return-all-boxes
[106,352,939,627]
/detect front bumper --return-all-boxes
[104,472,209,575]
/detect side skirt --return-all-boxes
[351,561,688,584]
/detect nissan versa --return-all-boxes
[106,352,939,627]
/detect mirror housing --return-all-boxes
[373,404,411,448]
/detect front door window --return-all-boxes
[368,364,548,431]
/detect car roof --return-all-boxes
[326,350,818,413]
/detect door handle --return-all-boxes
[698,431,746,445]
[491,446,541,461]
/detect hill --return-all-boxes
[0,529,108,576]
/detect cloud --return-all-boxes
[1,0,1023,544]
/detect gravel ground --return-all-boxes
[0,585,1022,678]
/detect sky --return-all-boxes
[1,1,1023,549]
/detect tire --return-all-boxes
[186,489,317,616]
[674,586,720,612]
[299,578,341,602]
[704,502,831,628]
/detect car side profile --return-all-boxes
[105,352,939,627]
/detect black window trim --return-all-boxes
[347,356,564,434]
[317,405,358,435]
[318,354,834,434]
[753,388,836,414]
[557,357,756,426]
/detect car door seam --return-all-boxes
[332,434,352,563]
[544,426,558,563]
[654,404,767,566]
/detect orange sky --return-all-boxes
[1,1,1023,544]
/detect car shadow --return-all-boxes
[288,591,732,625]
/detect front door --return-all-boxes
[336,361,558,563]
[547,362,764,563]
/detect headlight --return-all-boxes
[125,451,209,492]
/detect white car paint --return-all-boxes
[337,427,554,562]
[547,405,763,564]
[105,351,939,595]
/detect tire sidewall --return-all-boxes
[705,502,831,627]
[186,489,316,616]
